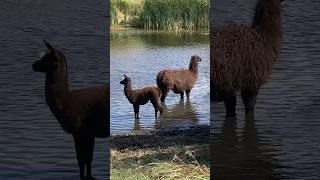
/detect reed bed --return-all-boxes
[111,0,209,30]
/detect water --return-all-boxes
[211,0,320,179]
[111,30,210,135]
[0,1,109,179]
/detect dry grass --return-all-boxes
[111,145,210,180]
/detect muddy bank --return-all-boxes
[110,125,210,150]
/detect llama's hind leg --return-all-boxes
[134,105,140,119]
[84,136,95,180]
[73,135,86,180]
[186,90,191,98]
[241,88,259,119]
[223,90,237,118]
[151,98,163,117]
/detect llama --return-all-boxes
[156,55,201,102]
[120,74,163,119]
[211,0,284,118]
[32,40,109,180]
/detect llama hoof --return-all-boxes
[245,112,255,120]
[86,176,96,180]
[225,113,236,119]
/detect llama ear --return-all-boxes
[43,40,55,53]
[123,74,127,78]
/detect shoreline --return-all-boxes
[110,125,210,180]
[110,27,210,34]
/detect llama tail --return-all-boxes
[156,87,162,98]
[156,71,164,88]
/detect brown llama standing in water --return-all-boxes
[157,55,201,103]
[211,0,284,118]
[33,41,109,180]
[120,75,163,119]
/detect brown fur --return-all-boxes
[120,75,163,119]
[210,0,283,118]
[33,41,109,180]
[157,55,201,102]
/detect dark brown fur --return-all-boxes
[211,0,283,118]
[33,41,109,180]
[120,75,163,119]
[157,55,201,102]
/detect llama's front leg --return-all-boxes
[134,105,139,119]
[160,88,169,103]
[85,136,95,180]
[73,135,86,180]
[185,90,191,98]
[241,88,259,119]
[223,90,236,118]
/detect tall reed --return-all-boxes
[111,0,209,30]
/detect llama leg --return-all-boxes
[223,90,237,118]
[74,135,86,180]
[186,90,191,99]
[241,88,259,119]
[134,105,139,119]
[158,102,163,115]
[85,136,95,180]
[150,97,158,117]
[160,88,169,103]
[180,92,184,99]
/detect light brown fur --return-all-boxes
[157,55,201,102]
[211,0,283,118]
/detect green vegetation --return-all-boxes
[111,0,209,30]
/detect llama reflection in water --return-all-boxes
[211,116,281,179]
[133,99,199,131]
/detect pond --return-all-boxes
[111,29,210,135]
[0,1,108,179]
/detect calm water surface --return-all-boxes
[211,0,320,179]
[111,30,210,135]
[0,1,109,179]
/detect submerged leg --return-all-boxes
[186,90,191,99]
[74,135,86,180]
[241,88,259,120]
[85,136,95,180]
[134,105,139,119]
[151,97,162,117]
[160,88,169,103]
[223,90,237,118]
[180,92,184,99]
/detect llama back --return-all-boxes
[211,25,277,90]
[157,69,197,90]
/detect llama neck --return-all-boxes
[189,61,199,75]
[45,64,70,121]
[252,0,282,38]
[124,83,133,103]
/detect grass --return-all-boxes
[110,125,210,180]
[111,0,209,30]
[111,145,210,180]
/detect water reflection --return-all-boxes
[157,99,199,129]
[211,117,281,179]
[132,99,199,131]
